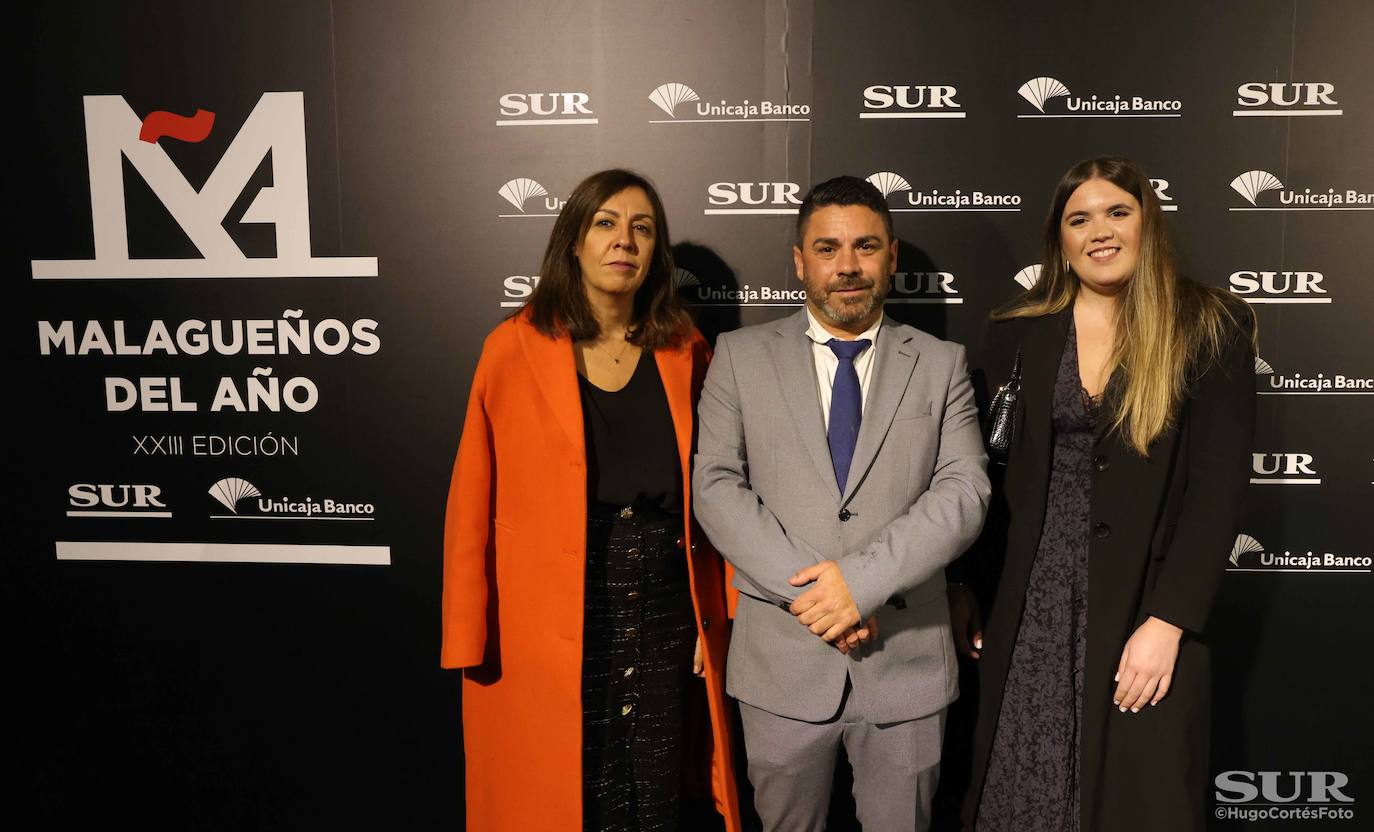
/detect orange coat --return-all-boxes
[441,311,742,831]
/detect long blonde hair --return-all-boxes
[994,156,1253,455]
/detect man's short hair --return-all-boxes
[795,176,894,244]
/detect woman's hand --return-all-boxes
[693,636,705,677]
[1113,616,1183,712]
[947,583,983,660]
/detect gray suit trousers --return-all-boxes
[739,687,946,832]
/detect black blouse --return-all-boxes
[576,352,682,513]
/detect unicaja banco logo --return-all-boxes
[497,178,564,217]
[1230,169,1374,211]
[30,92,377,280]
[1228,532,1372,573]
[648,82,809,123]
[209,477,262,515]
[1254,355,1373,394]
[865,170,1022,212]
[1016,76,1181,117]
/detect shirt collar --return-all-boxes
[803,305,883,347]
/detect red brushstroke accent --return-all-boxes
[139,108,215,144]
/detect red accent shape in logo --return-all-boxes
[138,108,216,144]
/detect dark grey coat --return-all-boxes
[963,304,1255,831]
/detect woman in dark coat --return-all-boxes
[953,156,1256,831]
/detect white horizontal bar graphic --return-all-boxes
[890,208,1021,213]
[56,541,391,565]
[32,258,379,279]
[1232,110,1342,116]
[687,302,804,307]
[500,301,527,308]
[495,118,598,126]
[858,112,966,119]
[209,515,374,521]
[497,213,559,218]
[1230,207,1374,212]
[1017,114,1182,118]
[703,208,799,215]
[1241,298,1332,304]
[1258,391,1374,395]
[1249,478,1322,484]
[649,118,809,123]
[67,510,173,518]
[1161,206,1179,212]
[887,298,965,304]
[1227,568,1371,573]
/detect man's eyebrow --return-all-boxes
[811,237,841,247]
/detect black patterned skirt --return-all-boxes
[582,503,697,832]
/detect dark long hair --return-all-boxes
[995,156,1251,455]
[523,169,690,348]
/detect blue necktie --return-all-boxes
[826,338,871,493]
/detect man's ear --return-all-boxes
[793,245,806,282]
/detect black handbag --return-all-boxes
[986,349,1022,462]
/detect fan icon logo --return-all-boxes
[497,178,564,217]
[1013,264,1042,290]
[649,83,701,118]
[209,477,261,515]
[648,82,810,123]
[1230,171,1284,206]
[1015,76,1182,118]
[1018,77,1071,113]
[864,170,1022,212]
[1229,169,1374,211]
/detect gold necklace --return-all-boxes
[596,335,632,364]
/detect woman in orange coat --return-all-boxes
[441,169,741,832]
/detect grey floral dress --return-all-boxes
[976,318,1097,831]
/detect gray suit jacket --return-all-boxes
[693,310,990,723]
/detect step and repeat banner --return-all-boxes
[10,2,1371,828]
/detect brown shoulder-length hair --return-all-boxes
[522,168,690,348]
[994,156,1255,455]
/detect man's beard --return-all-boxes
[808,273,886,325]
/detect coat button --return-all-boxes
[621,703,634,716]
[838,509,852,522]
[675,537,685,550]
[625,627,638,639]
[701,617,710,631]
[1094,455,1110,472]
[627,547,641,560]
[1093,522,1111,539]
[627,591,640,602]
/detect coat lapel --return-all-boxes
[1020,307,1072,457]
[843,317,918,504]
[654,344,695,498]
[516,319,585,454]
[766,310,841,503]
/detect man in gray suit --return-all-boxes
[693,176,990,831]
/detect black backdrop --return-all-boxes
[10,2,1372,829]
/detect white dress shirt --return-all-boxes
[803,306,882,432]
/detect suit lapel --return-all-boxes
[516,319,585,454]
[843,317,918,504]
[766,310,841,503]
